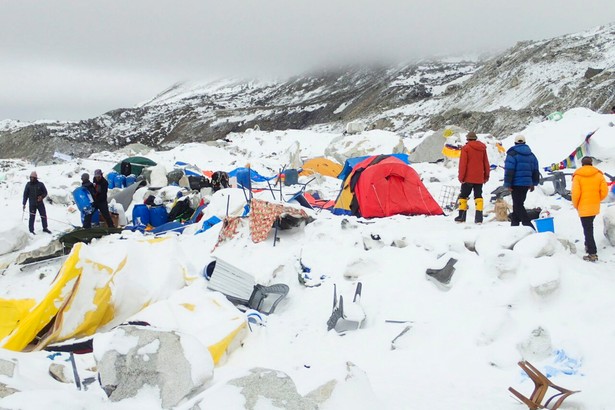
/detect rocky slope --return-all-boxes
[1,22,614,162]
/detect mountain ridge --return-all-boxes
[1,22,614,162]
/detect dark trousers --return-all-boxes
[459,183,483,200]
[510,186,535,230]
[581,216,597,255]
[28,202,48,232]
[84,201,114,229]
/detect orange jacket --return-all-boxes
[458,140,490,184]
[571,165,608,217]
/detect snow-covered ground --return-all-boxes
[1,109,615,409]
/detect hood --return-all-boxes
[465,140,487,152]
[573,165,603,178]
[507,144,533,156]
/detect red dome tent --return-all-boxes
[339,155,443,218]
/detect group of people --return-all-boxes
[22,169,115,233]
[456,131,608,262]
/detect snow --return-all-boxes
[1,108,615,409]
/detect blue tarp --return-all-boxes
[337,153,410,180]
[228,167,277,182]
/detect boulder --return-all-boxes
[95,326,213,409]
[0,359,16,378]
[603,207,615,247]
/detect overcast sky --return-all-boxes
[1,1,613,122]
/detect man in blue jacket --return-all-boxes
[504,135,540,229]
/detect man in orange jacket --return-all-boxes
[572,156,608,262]
[455,131,491,223]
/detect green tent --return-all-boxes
[112,156,157,176]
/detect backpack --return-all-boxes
[211,171,230,192]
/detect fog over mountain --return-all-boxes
[1,1,614,121]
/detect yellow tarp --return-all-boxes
[0,243,84,351]
[300,157,343,178]
[0,298,36,341]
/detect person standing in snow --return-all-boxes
[22,171,51,234]
[83,170,115,228]
[455,131,490,223]
[571,156,608,262]
[503,135,540,229]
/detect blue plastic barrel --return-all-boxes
[132,204,150,226]
[72,187,94,214]
[80,209,100,225]
[115,174,127,189]
[149,206,168,227]
[126,174,136,187]
[107,171,118,189]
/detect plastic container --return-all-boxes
[80,209,100,225]
[283,169,299,185]
[149,206,169,227]
[534,217,555,233]
[72,187,94,214]
[132,204,150,226]
[115,174,127,189]
[126,174,136,187]
[106,171,118,189]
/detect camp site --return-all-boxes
[1,108,615,409]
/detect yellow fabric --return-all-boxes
[442,145,462,159]
[333,177,354,212]
[0,299,36,341]
[300,157,343,178]
[1,244,84,351]
[572,166,608,217]
[207,321,247,364]
[458,198,468,211]
[475,198,484,212]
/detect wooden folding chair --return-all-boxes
[508,360,580,410]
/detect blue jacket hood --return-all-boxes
[507,144,533,156]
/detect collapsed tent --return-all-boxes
[299,157,343,178]
[332,155,443,218]
[112,156,157,176]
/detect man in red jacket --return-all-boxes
[455,131,491,223]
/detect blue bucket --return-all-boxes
[107,171,118,189]
[132,204,150,226]
[150,206,168,227]
[534,217,554,233]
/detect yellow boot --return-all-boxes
[455,198,468,222]
[475,198,484,224]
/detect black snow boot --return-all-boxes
[475,211,483,224]
[454,210,467,223]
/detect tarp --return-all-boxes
[227,167,277,182]
[112,156,157,176]
[300,157,343,178]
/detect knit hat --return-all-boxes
[581,156,593,166]
[466,131,477,140]
[515,135,526,144]
[94,169,103,176]
[81,173,90,181]
[30,171,37,178]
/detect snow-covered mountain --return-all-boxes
[1,22,614,162]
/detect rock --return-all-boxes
[363,233,385,250]
[603,207,615,247]
[0,382,19,399]
[513,232,562,258]
[527,258,561,297]
[584,67,603,79]
[0,359,16,378]
[49,363,72,384]
[95,326,213,409]
[517,327,552,361]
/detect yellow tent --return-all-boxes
[300,157,343,178]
